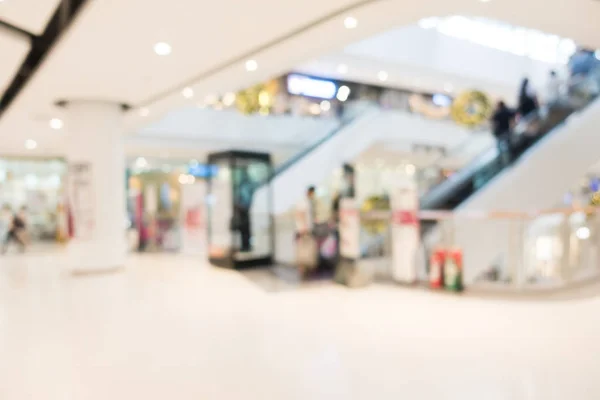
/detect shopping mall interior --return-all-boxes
[2,0,600,398]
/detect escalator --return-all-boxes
[420,73,600,213]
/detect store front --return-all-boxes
[127,157,216,253]
[0,157,67,243]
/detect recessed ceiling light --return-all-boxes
[25,139,37,150]
[49,118,63,130]
[344,16,358,29]
[222,92,236,106]
[480,0,491,2]
[154,42,172,56]
[182,87,194,99]
[139,107,149,117]
[245,59,258,71]
[320,100,331,111]
[378,71,388,81]
[337,64,349,74]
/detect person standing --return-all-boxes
[491,100,516,166]
[517,78,539,120]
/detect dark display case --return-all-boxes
[207,151,273,268]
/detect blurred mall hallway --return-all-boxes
[1,252,599,400]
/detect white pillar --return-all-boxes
[64,101,126,273]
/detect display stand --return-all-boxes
[207,151,273,269]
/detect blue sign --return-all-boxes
[188,164,218,178]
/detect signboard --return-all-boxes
[339,198,360,260]
[68,162,95,240]
[390,181,419,283]
[180,182,207,255]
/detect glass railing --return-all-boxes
[269,100,376,180]
[420,70,600,211]
[355,206,600,292]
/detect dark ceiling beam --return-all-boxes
[0,19,35,40]
[0,0,90,117]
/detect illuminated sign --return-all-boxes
[188,164,218,178]
[287,74,337,99]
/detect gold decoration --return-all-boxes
[361,195,390,234]
[235,80,279,115]
[451,90,493,127]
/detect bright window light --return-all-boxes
[420,15,577,64]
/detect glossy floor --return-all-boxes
[0,251,599,399]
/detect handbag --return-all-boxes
[296,234,318,270]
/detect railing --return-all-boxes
[420,69,600,211]
[358,206,600,292]
[269,101,376,181]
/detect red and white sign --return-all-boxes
[390,181,419,284]
[180,182,207,256]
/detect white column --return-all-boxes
[64,101,126,273]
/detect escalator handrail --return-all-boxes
[268,102,376,182]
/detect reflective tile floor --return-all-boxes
[1,250,599,399]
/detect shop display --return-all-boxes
[207,151,273,268]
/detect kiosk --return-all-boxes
[207,151,274,268]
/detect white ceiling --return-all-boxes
[0,0,60,34]
[0,25,29,97]
[2,0,600,156]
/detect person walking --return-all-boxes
[491,100,516,166]
[2,206,28,254]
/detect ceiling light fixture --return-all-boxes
[336,85,351,102]
[320,100,331,111]
[245,59,258,72]
[378,71,388,81]
[25,139,37,150]
[49,118,63,130]
[337,64,349,74]
[139,107,150,117]
[479,0,491,2]
[222,92,236,106]
[154,42,172,56]
[344,16,358,29]
[182,87,194,99]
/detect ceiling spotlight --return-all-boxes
[577,226,591,240]
[25,139,37,150]
[182,87,194,99]
[222,92,236,106]
[139,107,150,117]
[49,118,63,130]
[337,64,349,74]
[245,59,258,72]
[154,42,172,56]
[344,16,358,29]
[320,100,331,111]
[336,85,351,102]
[378,71,388,81]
